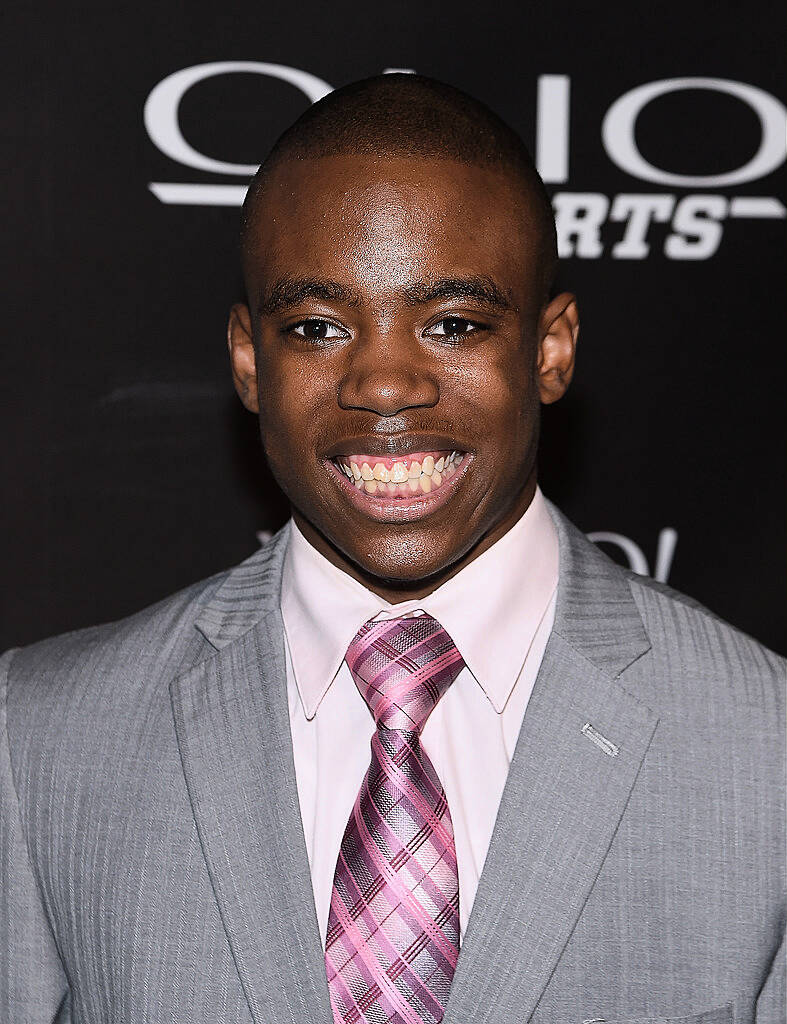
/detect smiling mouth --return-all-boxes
[332,450,464,494]
[326,449,470,520]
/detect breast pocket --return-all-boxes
[583,1005,733,1024]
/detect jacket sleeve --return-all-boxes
[1,650,71,1023]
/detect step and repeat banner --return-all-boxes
[3,2,785,652]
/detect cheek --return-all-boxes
[256,349,327,444]
[461,349,538,443]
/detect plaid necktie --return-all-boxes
[325,613,465,1024]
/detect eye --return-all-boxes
[289,318,348,342]
[426,316,484,340]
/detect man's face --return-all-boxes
[230,155,577,592]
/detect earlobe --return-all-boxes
[537,292,579,405]
[227,303,260,413]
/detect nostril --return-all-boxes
[337,372,439,415]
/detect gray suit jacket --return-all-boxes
[2,505,784,1024]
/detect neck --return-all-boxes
[292,475,538,603]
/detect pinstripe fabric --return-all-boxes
[326,616,463,1024]
[1,507,784,1024]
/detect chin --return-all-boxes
[347,534,464,588]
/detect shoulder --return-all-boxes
[2,569,228,733]
[0,535,289,836]
[611,570,785,792]
[547,500,784,757]
[548,501,784,711]
[2,521,291,766]
[0,570,226,833]
[3,525,291,714]
[2,525,289,748]
[625,570,784,708]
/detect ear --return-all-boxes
[536,292,579,405]
[227,303,259,413]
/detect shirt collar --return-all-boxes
[280,487,559,719]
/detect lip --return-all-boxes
[325,434,470,461]
[324,453,473,523]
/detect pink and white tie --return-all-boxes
[325,613,465,1024]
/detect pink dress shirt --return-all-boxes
[280,487,559,943]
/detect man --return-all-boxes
[2,74,783,1024]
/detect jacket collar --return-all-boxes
[193,521,291,650]
[548,501,651,675]
[193,499,651,678]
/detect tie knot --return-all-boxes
[345,613,464,732]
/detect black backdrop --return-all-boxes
[4,1,785,654]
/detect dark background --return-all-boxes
[4,2,785,653]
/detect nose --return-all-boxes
[337,333,440,416]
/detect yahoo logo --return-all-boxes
[587,528,678,584]
[144,62,786,259]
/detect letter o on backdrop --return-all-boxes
[144,61,334,175]
[602,77,787,187]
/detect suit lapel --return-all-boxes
[444,505,659,1024]
[169,504,659,1024]
[171,528,333,1024]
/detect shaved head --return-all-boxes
[240,73,557,296]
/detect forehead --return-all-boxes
[244,155,542,302]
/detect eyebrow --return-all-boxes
[257,277,362,316]
[402,277,514,312]
[257,274,513,317]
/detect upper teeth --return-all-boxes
[335,451,463,485]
